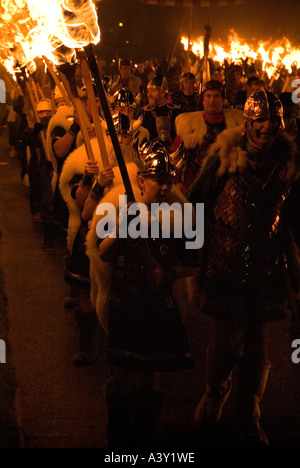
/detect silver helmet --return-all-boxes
[147,74,169,94]
[244,88,284,128]
[138,140,177,179]
[112,87,136,109]
[108,112,133,136]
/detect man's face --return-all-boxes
[120,65,131,81]
[202,90,223,115]
[234,71,242,85]
[147,87,166,107]
[117,133,132,146]
[248,118,280,150]
[249,83,262,95]
[114,104,135,121]
[138,175,173,204]
[182,79,195,96]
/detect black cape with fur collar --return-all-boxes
[186,126,299,208]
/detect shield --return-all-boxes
[156,116,170,142]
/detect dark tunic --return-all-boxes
[186,145,300,323]
[183,117,226,192]
[142,103,179,151]
[172,91,201,114]
[106,234,198,372]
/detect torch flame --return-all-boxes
[181,29,300,79]
[0,0,100,74]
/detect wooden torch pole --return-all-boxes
[42,56,73,107]
[58,62,95,162]
[84,44,135,202]
[76,49,109,167]
[20,68,50,162]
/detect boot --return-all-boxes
[236,359,271,446]
[73,307,99,366]
[194,341,238,427]
[131,390,164,449]
[103,380,133,448]
[194,378,232,428]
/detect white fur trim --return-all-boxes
[206,126,298,179]
[175,109,244,149]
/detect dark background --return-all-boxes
[95,0,300,63]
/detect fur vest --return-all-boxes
[175,108,244,149]
[86,175,193,332]
[46,105,83,191]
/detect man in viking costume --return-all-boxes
[142,74,180,152]
[186,89,300,446]
[175,80,244,191]
[111,87,149,147]
[47,85,99,246]
[59,113,142,366]
[86,143,200,449]
[24,99,53,227]
[109,58,142,98]
[172,72,202,114]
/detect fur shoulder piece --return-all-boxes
[59,137,112,253]
[207,126,247,176]
[46,106,75,190]
[207,126,298,179]
[47,105,74,138]
[175,111,207,149]
[175,109,244,149]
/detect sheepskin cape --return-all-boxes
[175,108,244,149]
[46,105,82,191]
[59,135,115,253]
[86,173,194,333]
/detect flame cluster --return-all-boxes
[0,0,100,74]
[181,30,300,79]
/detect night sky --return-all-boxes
[96,0,300,62]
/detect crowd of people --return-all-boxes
[2,55,300,448]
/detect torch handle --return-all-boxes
[58,66,95,163]
[84,44,135,202]
[77,50,109,167]
[42,56,73,107]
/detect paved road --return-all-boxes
[0,133,299,449]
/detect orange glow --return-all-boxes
[181,30,300,78]
[0,0,100,73]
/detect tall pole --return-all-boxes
[76,49,109,167]
[58,62,96,162]
[84,44,135,202]
[187,6,193,71]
